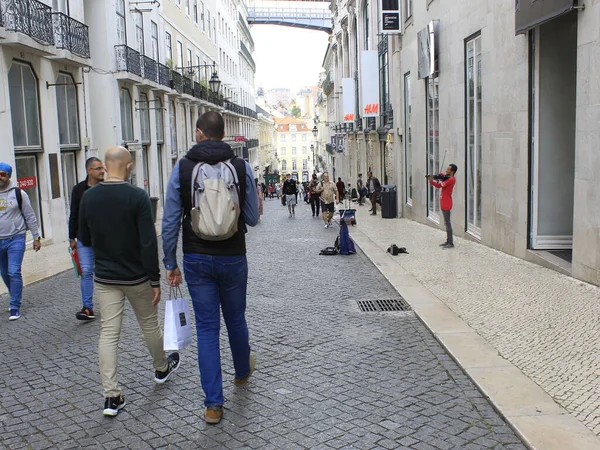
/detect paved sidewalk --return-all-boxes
[350,204,600,439]
[0,199,525,449]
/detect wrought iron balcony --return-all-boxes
[52,12,89,58]
[141,55,158,83]
[246,138,259,149]
[170,71,183,93]
[380,106,393,128]
[182,75,193,96]
[1,0,55,45]
[115,45,141,77]
[157,63,170,87]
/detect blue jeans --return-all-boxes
[183,253,251,407]
[0,234,26,310]
[77,241,94,309]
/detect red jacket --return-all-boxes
[429,176,456,211]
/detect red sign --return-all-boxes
[234,136,247,142]
[17,176,37,189]
[144,179,149,186]
[363,103,379,115]
[344,113,355,121]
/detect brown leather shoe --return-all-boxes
[234,353,255,386]
[205,406,223,424]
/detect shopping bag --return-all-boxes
[69,247,82,278]
[163,290,193,351]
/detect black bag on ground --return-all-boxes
[319,247,338,255]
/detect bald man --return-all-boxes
[79,147,180,417]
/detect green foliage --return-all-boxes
[290,106,301,118]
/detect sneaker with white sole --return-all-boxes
[103,395,126,417]
[9,309,21,321]
[154,352,180,383]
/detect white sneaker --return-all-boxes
[324,223,329,228]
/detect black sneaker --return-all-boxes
[439,242,448,247]
[442,243,455,249]
[76,307,95,320]
[154,352,180,384]
[103,395,125,417]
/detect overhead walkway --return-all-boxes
[248,0,332,32]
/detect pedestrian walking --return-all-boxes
[367,171,382,216]
[308,174,321,217]
[79,146,180,417]
[275,182,281,199]
[0,162,41,321]
[315,173,340,228]
[428,164,458,249]
[68,157,105,321]
[261,182,267,200]
[357,173,366,206]
[336,177,345,202]
[256,179,263,220]
[162,111,259,425]
[282,174,298,218]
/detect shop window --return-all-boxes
[8,62,41,149]
[139,92,151,144]
[120,88,134,142]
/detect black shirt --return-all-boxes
[282,179,297,195]
[79,182,160,287]
[68,177,91,240]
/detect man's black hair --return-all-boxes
[358,173,362,177]
[449,164,458,174]
[196,111,224,140]
[85,157,102,169]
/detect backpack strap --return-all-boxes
[15,187,23,212]
[230,156,246,208]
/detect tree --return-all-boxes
[290,106,301,118]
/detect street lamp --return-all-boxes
[312,126,318,138]
[175,61,221,93]
[209,71,221,94]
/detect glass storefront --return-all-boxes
[15,154,42,239]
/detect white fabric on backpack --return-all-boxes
[190,158,241,241]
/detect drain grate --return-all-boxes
[357,298,412,312]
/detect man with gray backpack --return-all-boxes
[162,111,259,425]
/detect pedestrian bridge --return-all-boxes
[248,0,332,32]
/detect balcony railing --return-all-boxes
[115,45,142,77]
[1,0,55,45]
[52,12,89,58]
[239,40,256,71]
[170,71,183,93]
[141,55,158,83]
[157,63,170,87]
[182,75,193,96]
[246,138,259,149]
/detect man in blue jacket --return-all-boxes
[162,111,259,425]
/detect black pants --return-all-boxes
[442,209,453,244]
[370,193,378,213]
[310,196,321,215]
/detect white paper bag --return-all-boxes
[163,297,193,351]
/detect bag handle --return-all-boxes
[169,286,184,300]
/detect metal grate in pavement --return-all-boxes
[357,298,412,312]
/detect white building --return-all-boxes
[0,0,92,241]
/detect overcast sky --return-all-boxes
[251,25,330,93]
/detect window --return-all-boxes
[8,62,41,149]
[52,0,69,14]
[181,104,188,145]
[190,108,195,140]
[155,97,164,143]
[303,159,307,170]
[193,0,198,23]
[404,72,412,205]
[195,55,201,81]
[363,1,369,50]
[292,147,297,155]
[200,2,205,31]
[120,88,134,142]
[187,48,192,69]
[426,76,440,220]
[55,73,80,147]
[404,0,412,19]
[212,17,216,42]
[292,159,297,171]
[466,35,482,236]
[281,160,287,171]
[169,101,177,157]
[139,93,151,144]
[302,134,307,141]
[185,0,190,15]
[207,11,212,40]
[280,135,286,142]
[165,32,172,62]
[302,146,307,154]
[116,0,126,45]
[291,134,296,142]
[151,21,159,61]
[177,41,184,70]
[61,152,77,211]
[134,12,144,55]
[281,147,286,155]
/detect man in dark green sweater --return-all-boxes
[79,146,180,417]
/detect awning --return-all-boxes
[515,0,575,35]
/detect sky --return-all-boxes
[251,25,330,93]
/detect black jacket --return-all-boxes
[179,140,248,256]
[69,177,91,240]
[282,179,297,195]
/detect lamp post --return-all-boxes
[311,125,318,173]
[175,61,222,94]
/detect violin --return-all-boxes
[425,173,451,181]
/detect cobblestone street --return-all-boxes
[0,198,525,449]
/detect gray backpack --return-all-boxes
[190,159,241,241]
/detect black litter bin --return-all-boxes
[381,185,397,218]
[150,197,159,223]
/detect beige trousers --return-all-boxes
[96,281,168,398]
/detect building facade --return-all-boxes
[256,104,276,180]
[274,117,313,182]
[322,0,600,286]
[0,0,92,242]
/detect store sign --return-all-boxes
[342,78,356,123]
[379,0,402,34]
[418,21,439,80]
[17,176,37,189]
[361,51,380,117]
[234,136,246,142]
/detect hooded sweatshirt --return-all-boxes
[0,181,40,240]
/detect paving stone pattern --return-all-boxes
[0,199,525,449]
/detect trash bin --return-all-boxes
[150,197,159,223]
[381,185,397,219]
